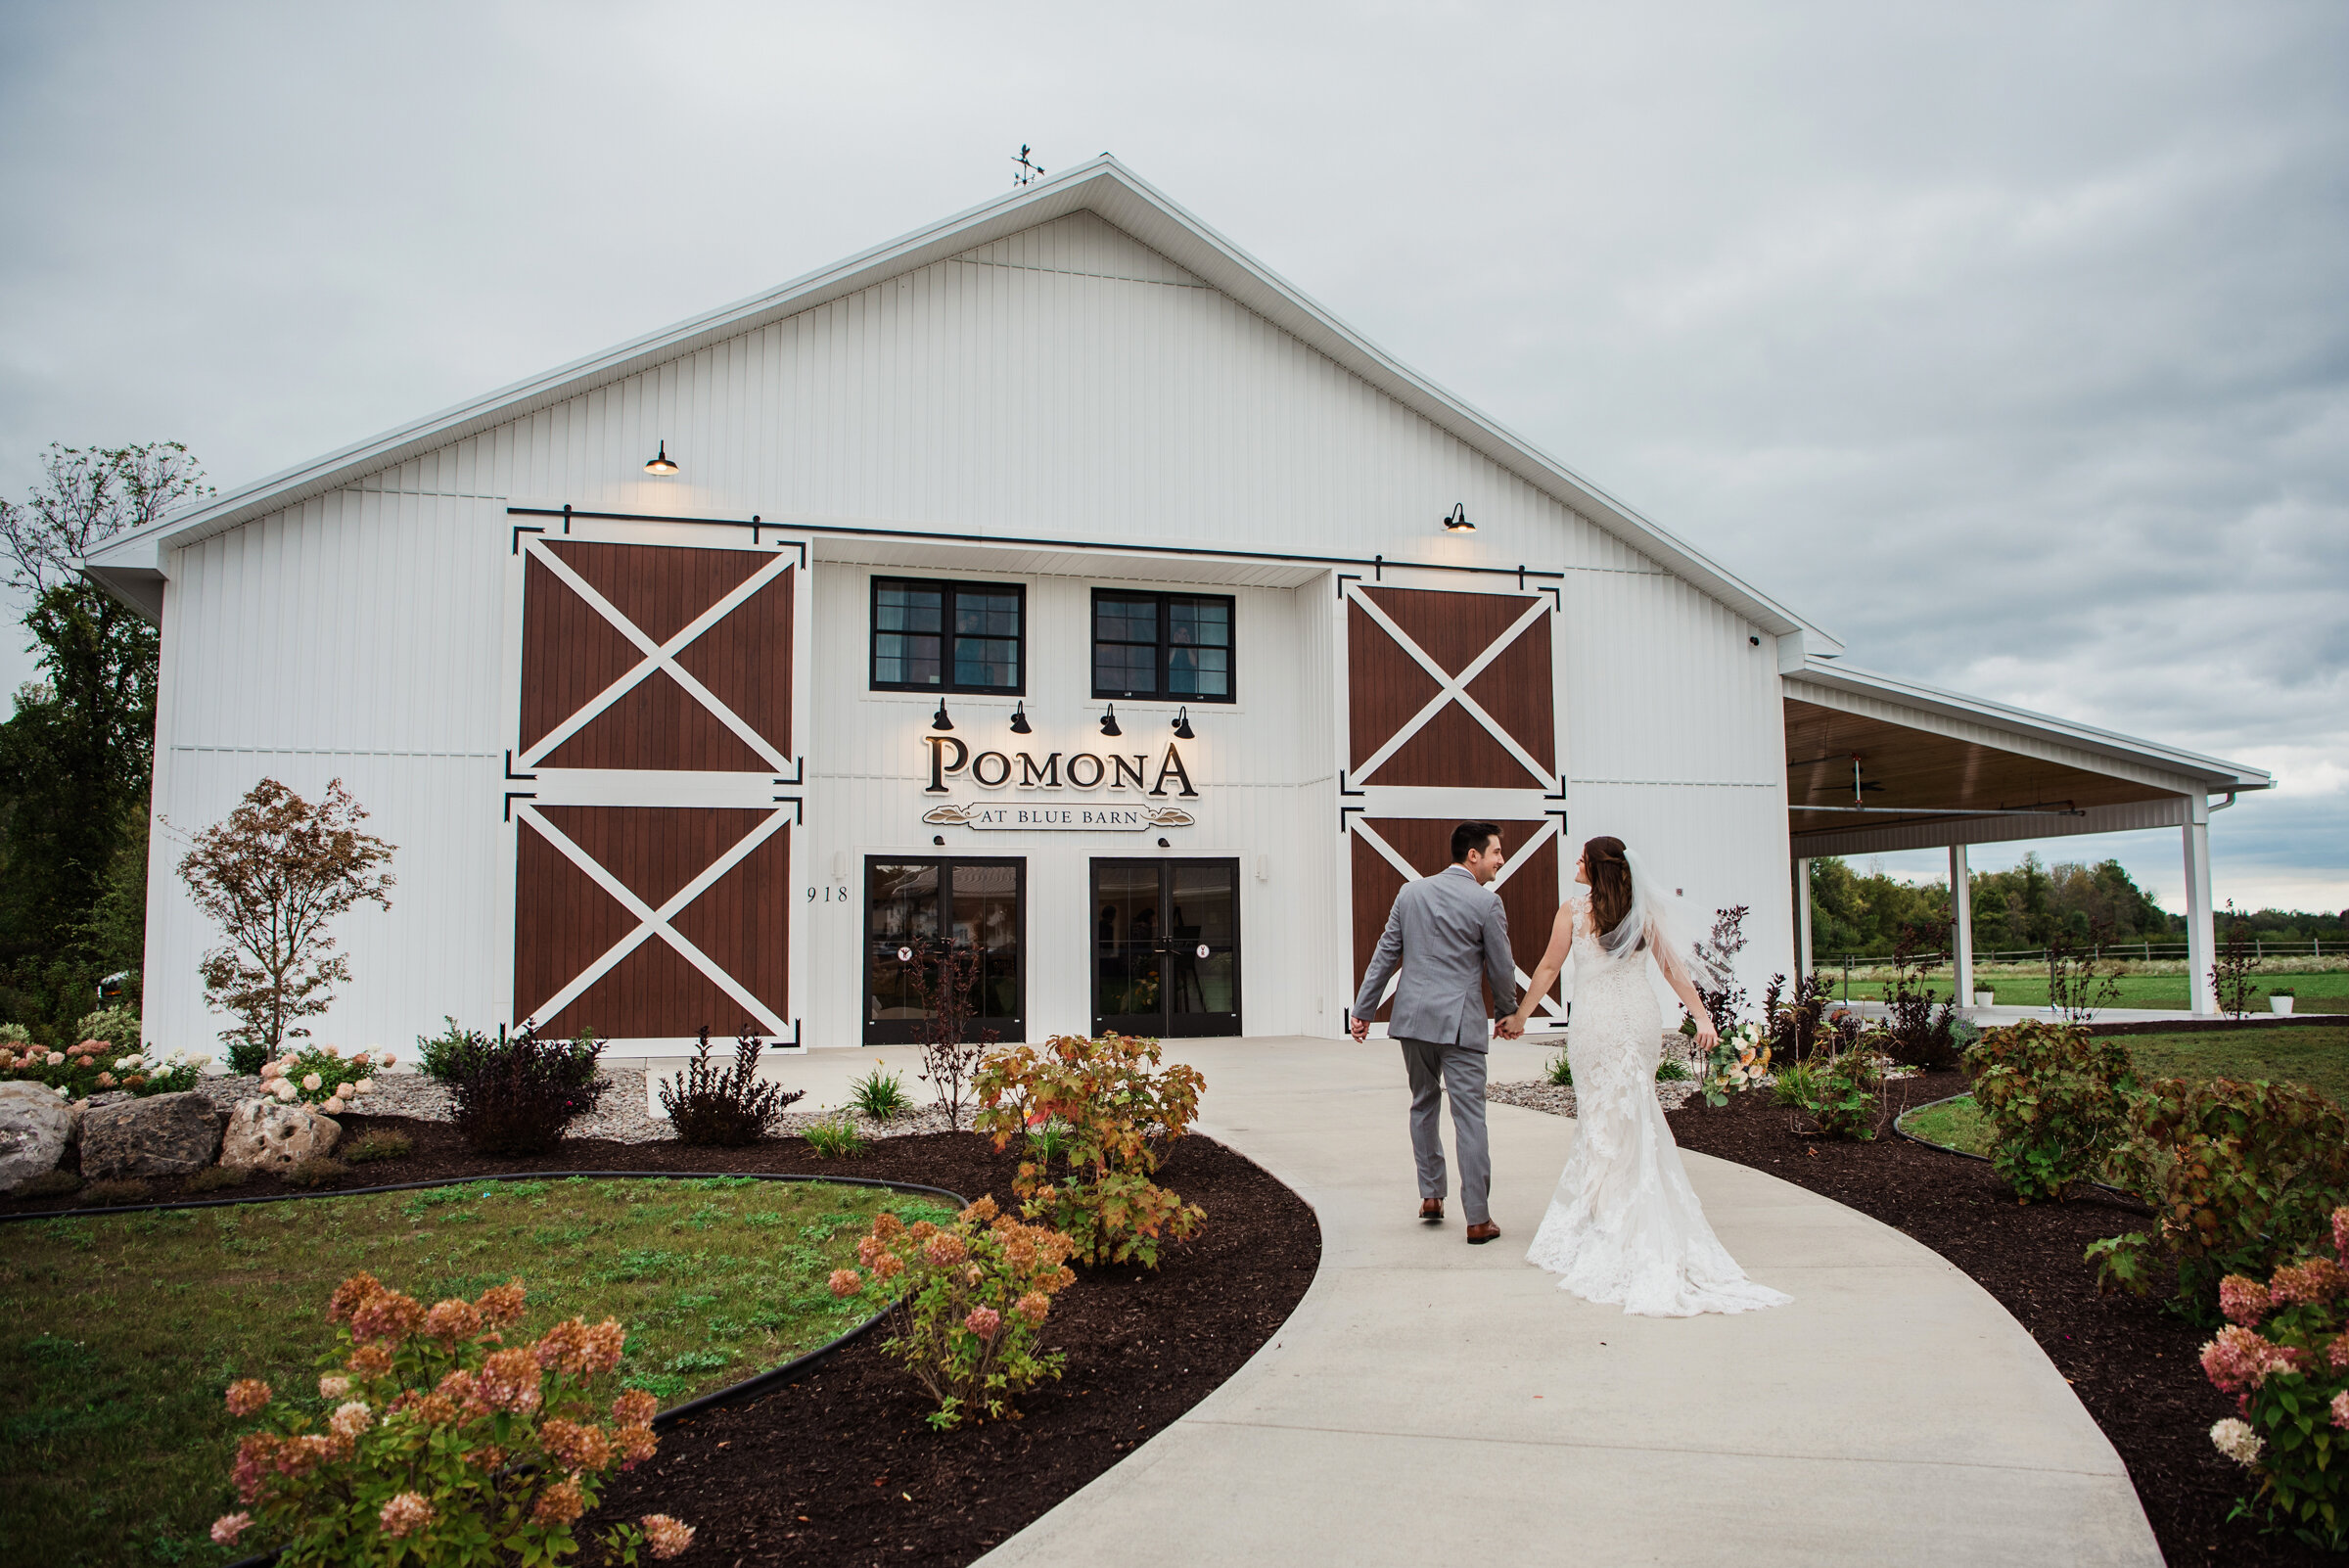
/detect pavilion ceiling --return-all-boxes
[1783,698,2180,853]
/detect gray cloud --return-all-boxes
[3,0,2341,907]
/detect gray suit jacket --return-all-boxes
[1352,864,1520,1051]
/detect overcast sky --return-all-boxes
[3,1,2343,917]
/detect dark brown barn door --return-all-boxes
[508,526,806,1042]
[1341,581,1565,1033]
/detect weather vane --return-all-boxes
[1011,144,1045,187]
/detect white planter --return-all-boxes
[2272,995,2295,1015]
[1973,992,1995,1008]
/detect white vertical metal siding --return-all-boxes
[141,209,1795,1049]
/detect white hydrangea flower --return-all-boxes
[2211,1417,2264,1466]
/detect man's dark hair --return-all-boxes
[1451,822,1502,862]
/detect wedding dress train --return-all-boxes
[1524,904,1792,1317]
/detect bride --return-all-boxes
[1501,835,1791,1317]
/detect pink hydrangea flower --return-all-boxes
[2332,1206,2349,1266]
[2202,1326,2297,1394]
[2334,1390,2349,1430]
[640,1514,696,1559]
[318,1373,351,1399]
[2219,1275,2272,1326]
[224,1378,272,1416]
[329,1400,372,1440]
[475,1347,543,1413]
[379,1492,435,1539]
[964,1306,1002,1339]
[209,1513,253,1545]
[828,1268,862,1297]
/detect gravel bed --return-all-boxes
[182,1070,964,1145]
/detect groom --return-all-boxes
[1349,822,1519,1244]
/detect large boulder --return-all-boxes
[0,1082,73,1191]
[81,1090,224,1179]
[219,1100,343,1172]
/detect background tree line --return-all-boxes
[0,441,208,1042]
[1808,851,2348,959]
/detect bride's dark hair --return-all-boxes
[1584,836,1635,937]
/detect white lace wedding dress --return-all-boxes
[1524,905,1792,1317]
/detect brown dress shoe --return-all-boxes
[1465,1222,1501,1244]
[1419,1198,1444,1222]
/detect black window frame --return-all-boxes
[862,854,1027,1045]
[1089,588,1237,704]
[869,576,1028,695]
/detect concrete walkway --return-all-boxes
[963,1035,2162,1568]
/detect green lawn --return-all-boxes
[1896,1024,2349,1157]
[1832,971,2349,1011]
[0,1176,954,1568]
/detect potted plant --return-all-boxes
[2270,986,2296,1015]
[1973,988,1995,1008]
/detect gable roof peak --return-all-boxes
[83,155,1833,646]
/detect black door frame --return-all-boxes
[862,854,1027,1045]
[1088,856,1242,1038]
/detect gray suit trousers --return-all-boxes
[1400,1037,1491,1225]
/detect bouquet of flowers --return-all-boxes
[1701,1021,1772,1108]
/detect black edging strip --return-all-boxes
[1892,1090,2140,1203]
[21,1169,968,1568]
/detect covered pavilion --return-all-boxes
[1778,651,2273,1014]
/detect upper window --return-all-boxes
[1092,590,1234,702]
[871,577,1025,693]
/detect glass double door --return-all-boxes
[1091,858,1241,1038]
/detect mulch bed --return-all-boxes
[1665,1073,2329,1566]
[4,1114,1320,1567]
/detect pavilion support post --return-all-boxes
[1949,842,1974,1009]
[1795,857,1814,982]
[2184,796,2216,1015]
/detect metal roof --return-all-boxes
[81,157,1835,647]
[1788,656,2273,794]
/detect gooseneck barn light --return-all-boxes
[931,701,954,732]
[1441,502,1473,533]
[1172,706,1195,739]
[643,440,679,476]
[1009,702,1033,735]
[1098,704,1122,737]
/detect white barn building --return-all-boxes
[83,160,2271,1057]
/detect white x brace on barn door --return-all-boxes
[501,512,812,1045]
[1336,574,1570,1037]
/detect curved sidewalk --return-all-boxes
[976,1036,2160,1568]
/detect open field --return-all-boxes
[0,1176,948,1568]
[1895,1024,2349,1158]
[1827,969,2349,1011]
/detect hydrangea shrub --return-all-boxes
[211,1271,693,1565]
[2089,1077,2349,1314]
[2198,1207,2349,1549]
[829,1196,1078,1430]
[1963,1019,2139,1202]
[0,1036,207,1099]
[973,1033,1207,1267]
[258,1044,392,1116]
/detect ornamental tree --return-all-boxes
[176,777,395,1072]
